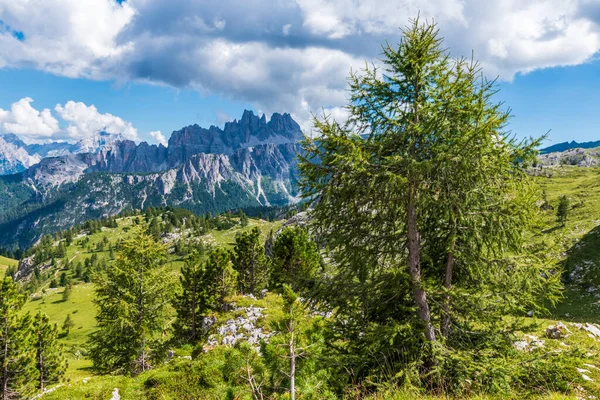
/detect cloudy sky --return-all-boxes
[0,0,599,145]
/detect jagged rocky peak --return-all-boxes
[168,110,303,159]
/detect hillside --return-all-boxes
[6,168,600,399]
[16,209,282,383]
[533,167,600,321]
[0,254,17,276]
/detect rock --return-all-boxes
[202,316,217,334]
[182,356,192,360]
[110,388,120,400]
[260,289,269,298]
[167,350,175,360]
[526,310,534,317]
[513,340,528,351]
[546,322,569,339]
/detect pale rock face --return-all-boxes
[0,131,126,175]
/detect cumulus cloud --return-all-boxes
[149,130,167,146]
[0,98,59,142]
[55,101,139,141]
[1,0,599,128]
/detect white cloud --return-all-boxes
[0,0,135,78]
[149,130,167,146]
[0,98,60,142]
[55,101,139,141]
[1,0,599,131]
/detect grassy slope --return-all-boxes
[20,215,281,383]
[0,254,17,276]
[533,166,600,321]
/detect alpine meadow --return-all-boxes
[1,6,600,400]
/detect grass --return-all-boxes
[0,254,17,276]
[533,166,600,321]
[20,214,281,383]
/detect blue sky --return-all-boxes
[0,0,599,146]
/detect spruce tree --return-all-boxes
[173,251,206,342]
[33,312,66,392]
[232,227,268,295]
[270,226,321,294]
[204,248,237,311]
[89,230,174,374]
[0,277,36,399]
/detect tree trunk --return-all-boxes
[407,194,436,343]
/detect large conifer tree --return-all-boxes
[299,18,561,377]
[89,230,174,375]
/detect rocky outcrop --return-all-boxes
[168,110,302,162]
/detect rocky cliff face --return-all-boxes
[0,110,304,249]
[167,110,302,162]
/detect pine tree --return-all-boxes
[33,312,66,392]
[270,226,321,294]
[299,17,560,379]
[557,195,570,226]
[232,227,268,295]
[0,277,36,399]
[173,251,206,343]
[89,230,175,374]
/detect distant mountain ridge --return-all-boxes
[540,140,600,154]
[0,110,304,249]
[0,131,125,175]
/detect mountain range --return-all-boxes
[539,140,600,154]
[0,110,303,249]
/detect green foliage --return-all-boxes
[62,284,72,302]
[173,251,209,343]
[232,227,269,295]
[204,247,238,311]
[299,17,561,392]
[0,277,36,399]
[270,226,321,294]
[557,195,570,226]
[89,230,175,375]
[62,314,74,336]
[33,311,66,392]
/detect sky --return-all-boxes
[0,0,599,147]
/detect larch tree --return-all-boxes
[89,230,174,375]
[299,17,560,375]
